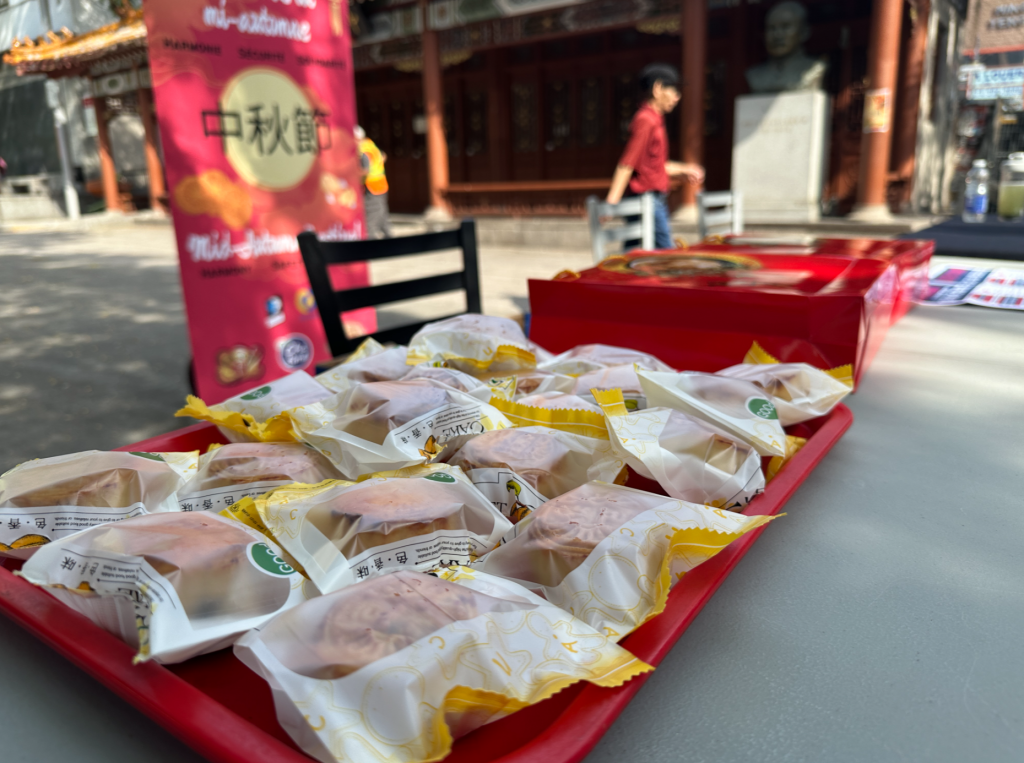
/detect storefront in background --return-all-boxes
[954,0,1024,210]
[3,9,165,214]
[5,0,976,219]
[351,0,968,217]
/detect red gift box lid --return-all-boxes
[703,235,931,259]
[557,250,891,296]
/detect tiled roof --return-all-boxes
[3,11,147,74]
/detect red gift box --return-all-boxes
[529,240,932,387]
[709,236,933,324]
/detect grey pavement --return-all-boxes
[0,225,194,468]
[0,222,594,470]
[2,223,1023,763]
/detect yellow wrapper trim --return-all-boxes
[743,342,855,389]
[175,396,298,443]
[643,514,778,628]
[745,340,856,387]
[743,341,780,365]
[406,343,537,371]
[421,656,653,763]
[824,365,855,388]
[219,497,274,539]
[345,336,385,363]
[489,397,609,439]
[220,497,310,578]
[258,412,302,442]
[357,462,470,484]
[488,375,517,401]
[591,388,630,417]
[766,435,808,482]
[250,480,354,513]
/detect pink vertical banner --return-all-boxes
[142,0,375,403]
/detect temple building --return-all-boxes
[3,7,164,214]
[350,0,968,219]
[2,0,974,220]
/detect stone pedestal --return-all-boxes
[731,91,830,223]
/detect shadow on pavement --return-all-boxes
[0,233,193,468]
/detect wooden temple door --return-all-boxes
[444,70,492,184]
[358,85,429,214]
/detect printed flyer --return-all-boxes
[920,265,1024,309]
[143,0,376,402]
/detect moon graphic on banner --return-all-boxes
[221,67,317,190]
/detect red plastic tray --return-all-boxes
[0,405,852,763]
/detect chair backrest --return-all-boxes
[298,219,481,358]
[697,190,744,240]
[586,193,656,263]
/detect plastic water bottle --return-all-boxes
[963,160,990,223]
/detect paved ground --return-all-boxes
[0,225,192,468]
[0,221,594,470]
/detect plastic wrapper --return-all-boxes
[716,342,853,426]
[288,378,513,478]
[539,343,674,376]
[399,365,493,401]
[488,396,609,440]
[406,314,537,375]
[234,569,650,763]
[637,368,787,457]
[513,369,575,397]
[593,389,764,509]
[573,364,649,410]
[176,371,333,443]
[240,470,512,593]
[448,427,625,527]
[18,512,308,663]
[0,450,198,559]
[315,338,412,395]
[176,443,345,513]
[476,481,775,641]
[766,435,808,482]
[517,391,602,413]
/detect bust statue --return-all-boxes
[745,1,827,93]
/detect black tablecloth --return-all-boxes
[898,215,1024,259]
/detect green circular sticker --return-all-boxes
[746,397,779,420]
[248,543,295,576]
[127,452,165,462]
[241,385,272,401]
[424,472,456,483]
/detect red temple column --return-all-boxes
[93,90,122,213]
[420,0,450,218]
[135,79,167,213]
[677,0,707,220]
[891,0,930,211]
[851,0,905,220]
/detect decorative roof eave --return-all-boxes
[2,10,148,76]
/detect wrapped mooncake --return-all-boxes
[477,481,774,641]
[235,569,650,763]
[18,511,308,663]
[0,450,197,558]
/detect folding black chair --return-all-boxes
[297,219,482,358]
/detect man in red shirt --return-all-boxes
[606,63,704,250]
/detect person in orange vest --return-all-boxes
[354,125,391,239]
